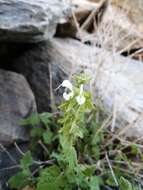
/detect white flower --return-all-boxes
[63,91,74,101]
[61,80,74,101]
[61,80,73,91]
[76,84,86,105]
[76,95,85,105]
[59,80,86,104]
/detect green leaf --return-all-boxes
[20,112,53,127]
[64,147,78,170]
[39,112,53,127]
[80,164,96,177]
[91,145,100,160]
[8,172,30,190]
[20,151,33,169]
[37,165,67,190]
[31,127,45,138]
[131,144,139,155]
[9,151,33,190]
[43,131,53,144]
[70,124,83,139]
[20,114,40,126]
[106,175,117,187]
[119,177,133,190]
[89,176,100,190]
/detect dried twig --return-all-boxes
[0,143,17,164]
[105,152,119,187]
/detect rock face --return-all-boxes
[43,38,143,137]
[62,0,143,52]
[97,0,143,51]
[0,69,37,145]
[96,1,143,52]
[0,0,69,42]
[0,41,66,112]
[8,42,66,112]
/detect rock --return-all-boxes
[0,69,37,145]
[0,0,70,43]
[96,0,143,52]
[10,42,66,112]
[74,0,143,33]
[59,0,143,52]
[41,38,143,138]
[56,0,107,39]
[112,0,143,28]
[94,0,143,51]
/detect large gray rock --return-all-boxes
[0,0,70,42]
[11,42,66,112]
[41,38,143,138]
[0,69,37,144]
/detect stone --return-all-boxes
[0,69,37,145]
[40,38,143,138]
[4,42,65,113]
[92,0,143,51]
[96,1,143,52]
[59,0,143,52]
[0,0,70,43]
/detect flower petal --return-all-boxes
[61,80,73,91]
[63,91,74,101]
[76,95,86,105]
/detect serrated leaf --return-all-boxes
[20,151,33,169]
[9,172,30,190]
[39,112,53,127]
[43,131,53,144]
[131,144,139,155]
[70,124,83,139]
[30,127,45,138]
[37,165,67,190]
[63,146,78,170]
[89,176,100,190]
[20,114,40,126]
[120,177,133,190]
[80,164,96,177]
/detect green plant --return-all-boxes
[9,151,34,189]
[9,75,143,190]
